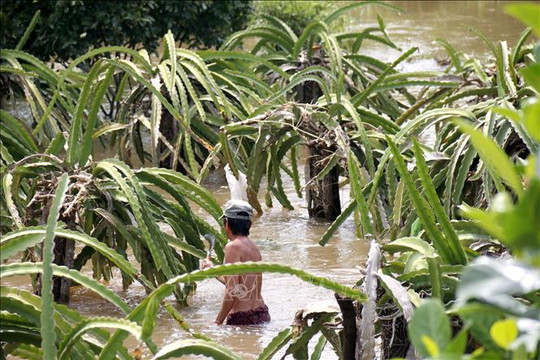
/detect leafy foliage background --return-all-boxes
[0,0,253,62]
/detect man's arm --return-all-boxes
[215,242,241,324]
[215,276,238,324]
[201,258,228,284]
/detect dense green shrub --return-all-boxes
[0,0,253,62]
[249,1,340,35]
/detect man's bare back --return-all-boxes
[214,237,267,323]
[202,200,270,325]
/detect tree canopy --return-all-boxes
[0,0,253,62]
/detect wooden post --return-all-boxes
[296,68,341,221]
[52,237,75,303]
[35,202,75,303]
[335,293,357,360]
[159,109,179,170]
[306,144,341,221]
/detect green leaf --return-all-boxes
[352,47,418,107]
[311,153,339,184]
[270,145,293,210]
[142,167,222,220]
[290,146,302,198]
[2,173,23,230]
[93,123,131,139]
[152,339,242,360]
[457,303,503,351]
[15,10,40,51]
[95,160,178,278]
[387,136,463,264]
[107,58,196,145]
[310,335,327,360]
[348,151,374,235]
[0,110,38,153]
[260,14,298,41]
[506,4,540,36]
[408,299,451,358]
[101,260,364,358]
[367,108,475,217]
[427,257,442,299]
[339,99,375,177]
[41,173,69,359]
[522,98,540,142]
[456,257,540,316]
[460,180,540,265]
[436,38,462,72]
[1,286,114,358]
[412,139,467,264]
[58,317,141,360]
[162,31,176,88]
[450,139,476,215]
[46,132,66,155]
[199,50,290,79]
[319,200,356,246]
[376,273,414,321]
[257,328,292,360]
[151,261,366,304]
[453,119,524,198]
[141,295,160,340]
[383,237,436,257]
[265,74,331,104]
[1,262,131,314]
[285,313,334,357]
[512,27,533,67]
[0,226,154,290]
[67,60,106,166]
[459,203,505,241]
[177,48,234,119]
[443,326,468,356]
[79,66,115,167]
[293,21,327,59]
[164,233,206,259]
[520,63,540,94]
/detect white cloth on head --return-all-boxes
[224,164,248,201]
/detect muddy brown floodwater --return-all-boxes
[348,0,529,70]
[2,1,533,359]
[4,168,365,359]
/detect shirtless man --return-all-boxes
[201,200,270,325]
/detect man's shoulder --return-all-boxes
[224,240,245,253]
[225,238,259,255]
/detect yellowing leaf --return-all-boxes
[421,335,440,357]
[471,347,485,356]
[490,318,518,349]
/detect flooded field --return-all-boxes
[2,1,531,358]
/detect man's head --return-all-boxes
[221,200,254,236]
